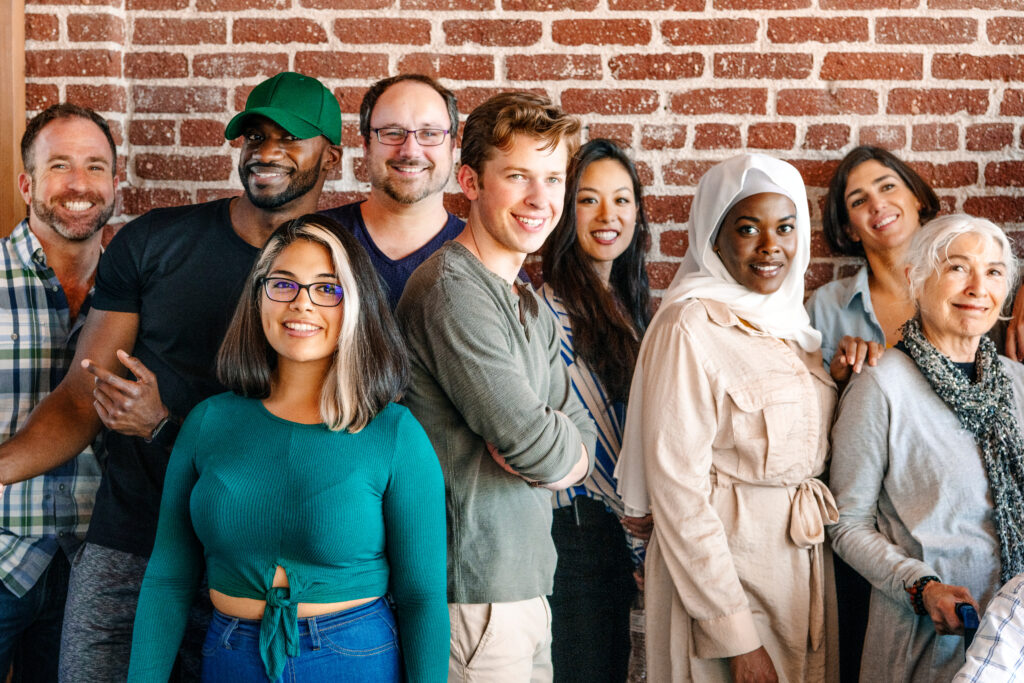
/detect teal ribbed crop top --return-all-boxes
[127,392,448,682]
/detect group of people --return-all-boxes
[2,67,1024,683]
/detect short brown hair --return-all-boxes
[216,214,409,432]
[359,74,458,144]
[459,92,581,176]
[21,103,116,176]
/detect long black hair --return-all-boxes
[541,138,651,402]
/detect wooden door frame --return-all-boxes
[2,0,26,237]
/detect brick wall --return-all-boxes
[23,0,1024,294]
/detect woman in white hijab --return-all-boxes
[616,154,839,682]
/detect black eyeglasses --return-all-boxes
[262,277,344,307]
[372,127,450,147]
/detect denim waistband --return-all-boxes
[210,596,390,637]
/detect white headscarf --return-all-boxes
[614,153,819,516]
[660,152,821,352]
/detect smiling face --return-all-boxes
[574,158,637,276]
[237,116,333,210]
[844,159,923,256]
[917,232,1009,361]
[714,192,798,295]
[19,116,117,242]
[364,80,455,206]
[458,133,569,276]
[260,239,345,371]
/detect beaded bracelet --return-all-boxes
[905,575,940,615]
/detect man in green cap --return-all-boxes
[0,71,340,681]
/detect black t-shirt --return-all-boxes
[89,199,260,557]
[319,201,464,310]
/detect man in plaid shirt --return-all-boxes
[0,103,116,680]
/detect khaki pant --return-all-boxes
[448,596,553,683]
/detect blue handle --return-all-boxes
[956,602,979,655]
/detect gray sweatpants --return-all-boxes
[58,542,210,682]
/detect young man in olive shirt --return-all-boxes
[398,92,595,683]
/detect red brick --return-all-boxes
[911,161,978,188]
[647,262,680,290]
[713,53,812,79]
[609,54,703,80]
[294,53,388,79]
[671,88,767,115]
[181,119,227,147]
[561,89,658,115]
[320,192,367,212]
[443,193,470,220]
[930,0,1022,7]
[821,52,922,80]
[135,154,232,181]
[452,87,548,114]
[641,124,687,150]
[933,54,1024,81]
[610,0,701,8]
[821,0,919,6]
[507,55,602,81]
[767,17,868,43]
[805,263,834,293]
[134,18,225,45]
[660,230,689,257]
[663,160,717,186]
[635,161,655,186]
[67,85,126,113]
[912,123,959,151]
[126,52,188,79]
[128,120,175,146]
[663,19,758,45]
[587,123,633,144]
[967,123,1014,151]
[403,0,492,7]
[989,17,1024,45]
[25,14,59,41]
[804,124,850,150]
[811,231,834,258]
[127,0,187,8]
[26,84,59,112]
[504,0,597,8]
[198,0,289,8]
[26,49,120,77]
[964,197,1024,223]
[788,160,839,187]
[353,158,369,184]
[552,19,651,46]
[197,189,243,204]
[985,162,1024,188]
[877,17,977,44]
[301,0,388,7]
[748,122,796,149]
[858,125,906,150]
[330,87,367,114]
[694,124,741,150]
[398,53,494,81]
[194,53,289,79]
[645,195,692,224]
[121,188,191,216]
[1001,90,1024,115]
[235,18,326,44]
[30,0,120,5]
[887,88,987,115]
[777,88,877,115]
[134,86,225,114]
[68,13,124,42]
[444,19,538,46]
[716,0,809,6]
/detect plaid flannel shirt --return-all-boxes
[956,574,1024,682]
[0,219,101,598]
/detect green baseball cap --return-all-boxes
[225,72,341,144]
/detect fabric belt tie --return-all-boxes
[788,478,839,651]
[260,586,299,681]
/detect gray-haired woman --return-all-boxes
[829,213,1024,682]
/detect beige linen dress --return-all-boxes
[638,298,839,683]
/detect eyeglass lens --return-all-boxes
[263,278,344,307]
[375,128,448,146]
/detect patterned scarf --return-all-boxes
[901,317,1024,583]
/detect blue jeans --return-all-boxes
[201,597,401,683]
[0,549,70,683]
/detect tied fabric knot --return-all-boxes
[260,586,299,681]
[789,478,838,652]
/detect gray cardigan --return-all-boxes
[397,241,596,604]
[829,350,1024,682]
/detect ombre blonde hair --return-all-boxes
[217,214,408,432]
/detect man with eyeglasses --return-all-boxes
[0,71,341,681]
[321,74,463,309]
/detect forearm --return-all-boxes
[540,446,589,491]
[0,384,101,484]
